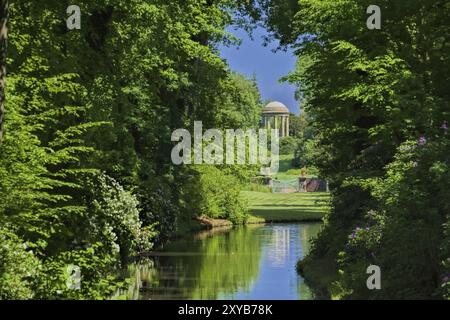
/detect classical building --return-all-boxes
[261,101,290,137]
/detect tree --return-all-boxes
[0,0,7,141]
[1,0,266,299]
[258,0,450,299]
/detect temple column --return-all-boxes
[274,116,278,134]
[285,116,288,137]
[281,116,284,137]
[285,116,289,137]
[287,116,290,136]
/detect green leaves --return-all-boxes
[259,0,450,299]
[1,0,267,299]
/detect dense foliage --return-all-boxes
[247,0,450,299]
[3,0,448,301]
[0,1,262,299]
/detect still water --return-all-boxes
[124,223,321,300]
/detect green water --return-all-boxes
[124,223,321,300]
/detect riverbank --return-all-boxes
[172,191,330,239]
[296,256,337,299]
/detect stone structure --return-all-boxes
[298,178,329,192]
[261,101,290,137]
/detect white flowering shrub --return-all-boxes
[0,229,39,299]
[88,173,156,260]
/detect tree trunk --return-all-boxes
[0,0,8,142]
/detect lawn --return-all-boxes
[242,191,331,223]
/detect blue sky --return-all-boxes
[219,26,300,114]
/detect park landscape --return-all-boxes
[0,1,449,300]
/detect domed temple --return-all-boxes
[261,101,290,137]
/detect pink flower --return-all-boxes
[418,136,427,146]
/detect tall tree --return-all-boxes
[1,0,265,299]
[0,0,7,141]
[257,0,450,299]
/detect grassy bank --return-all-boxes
[242,191,330,222]
[175,190,331,235]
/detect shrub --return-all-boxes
[33,243,125,300]
[195,166,249,224]
[0,229,39,299]
[84,173,156,260]
[279,136,298,155]
[336,138,450,299]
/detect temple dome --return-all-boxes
[262,101,289,114]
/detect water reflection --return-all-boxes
[268,227,291,267]
[125,223,321,300]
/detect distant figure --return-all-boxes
[300,168,307,178]
[303,179,309,192]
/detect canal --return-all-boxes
[123,223,321,300]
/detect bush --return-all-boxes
[335,138,450,299]
[0,229,39,299]
[138,182,181,241]
[84,173,156,260]
[279,136,298,155]
[195,166,249,224]
[33,243,125,300]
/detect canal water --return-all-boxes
[124,223,321,300]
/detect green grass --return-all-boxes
[242,183,272,193]
[242,191,331,222]
[241,153,329,223]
